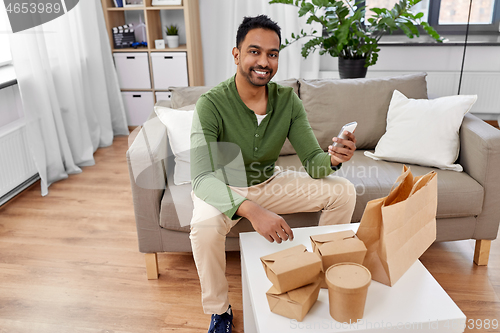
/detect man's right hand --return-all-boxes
[236,200,294,243]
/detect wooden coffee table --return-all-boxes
[240,224,466,332]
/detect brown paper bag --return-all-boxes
[356,165,438,286]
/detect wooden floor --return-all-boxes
[0,134,499,333]
[485,120,500,129]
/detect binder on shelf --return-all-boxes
[113,0,123,7]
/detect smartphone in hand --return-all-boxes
[333,121,358,148]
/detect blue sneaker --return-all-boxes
[208,305,233,333]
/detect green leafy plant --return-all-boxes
[165,24,179,36]
[269,0,444,67]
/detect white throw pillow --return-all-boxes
[364,90,477,172]
[154,105,195,185]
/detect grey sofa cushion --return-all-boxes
[275,78,300,96]
[298,73,428,151]
[276,152,484,222]
[158,183,321,237]
[169,78,299,109]
[159,151,484,236]
[170,86,214,109]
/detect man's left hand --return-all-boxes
[328,131,357,166]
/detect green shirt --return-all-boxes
[190,75,338,219]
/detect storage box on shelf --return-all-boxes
[113,52,153,126]
[113,52,152,89]
[155,91,172,101]
[122,92,155,126]
[151,52,188,88]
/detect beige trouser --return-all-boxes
[189,168,356,315]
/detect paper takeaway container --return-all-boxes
[325,263,371,323]
[311,230,367,288]
[266,280,321,322]
[261,244,322,294]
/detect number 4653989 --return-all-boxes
[5,2,61,14]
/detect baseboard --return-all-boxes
[0,174,40,207]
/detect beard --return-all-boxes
[239,65,275,87]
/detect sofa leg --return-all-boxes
[145,253,159,279]
[473,240,491,266]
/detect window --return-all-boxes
[438,0,496,24]
[364,0,500,33]
[429,0,500,32]
[365,0,429,22]
[0,2,12,66]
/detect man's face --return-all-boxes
[233,28,280,87]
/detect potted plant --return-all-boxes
[165,24,179,48]
[270,0,444,79]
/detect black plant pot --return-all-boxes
[338,57,368,79]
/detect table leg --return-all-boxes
[241,252,257,333]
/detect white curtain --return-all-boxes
[199,0,322,86]
[4,0,128,196]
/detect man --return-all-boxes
[189,15,357,333]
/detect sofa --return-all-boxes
[126,73,500,280]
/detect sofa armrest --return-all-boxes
[459,113,500,240]
[126,116,169,253]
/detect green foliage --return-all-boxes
[269,0,444,67]
[165,24,179,36]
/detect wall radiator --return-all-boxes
[0,120,38,205]
[425,72,500,115]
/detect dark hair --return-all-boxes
[236,15,281,49]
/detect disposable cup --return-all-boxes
[325,262,371,323]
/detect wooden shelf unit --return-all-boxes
[100,0,204,93]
